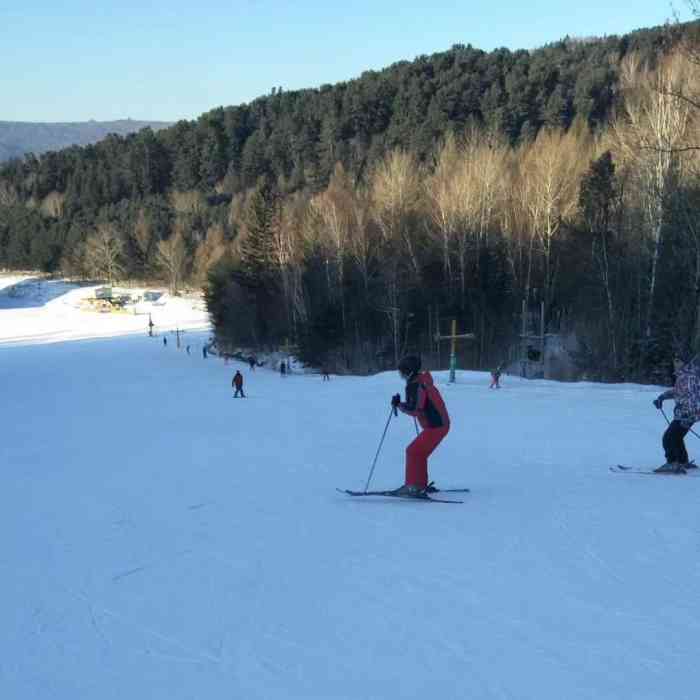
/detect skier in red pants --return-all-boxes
[391,355,450,496]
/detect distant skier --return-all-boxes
[232,370,245,398]
[248,356,256,371]
[280,361,286,377]
[203,345,208,359]
[489,364,503,389]
[653,353,700,473]
[163,336,167,347]
[390,355,450,495]
[186,345,191,355]
[322,366,330,381]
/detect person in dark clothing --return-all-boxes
[248,357,256,371]
[232,370,245,398]
[390,355,450,495]
[653,354,700,473]
[662,421,690,465]
[489,366,502,389]
[163,336,167,347]
[322,367,330,381]
[203,345,208,359]
[280,361,286,376]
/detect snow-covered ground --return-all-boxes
[2,279,700,699]
[0,274,209,346]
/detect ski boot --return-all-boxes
[653,462,687,474]
[392,484,428,498]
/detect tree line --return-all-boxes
[1,20,699,380]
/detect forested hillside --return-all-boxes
[2,21,699,380]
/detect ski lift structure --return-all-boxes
[519,299,561,379]
[434,318,476,383]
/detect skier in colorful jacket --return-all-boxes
[653,353,700,473]
[391,355,450,492]
[232,370,245,398]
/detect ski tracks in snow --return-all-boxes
[66,585,225,668]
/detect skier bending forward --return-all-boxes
[653,353,700,473]
[391,356,450,495]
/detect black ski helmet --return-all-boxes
[398,355,421,378]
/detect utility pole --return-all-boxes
[378,306,401,367]
[435,319,476,383]
[520,299,548,379]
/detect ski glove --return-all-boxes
[653,396,664,409]
[391,393,401,408]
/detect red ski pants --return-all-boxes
[405,425,449,488]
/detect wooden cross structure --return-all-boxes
[435,319,476,383]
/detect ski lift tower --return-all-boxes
[435,319,476,383]
[519,299,544,378]
[519,299,561,379]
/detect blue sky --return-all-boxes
[1,1,690,123]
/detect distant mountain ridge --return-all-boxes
[0,119,173,162]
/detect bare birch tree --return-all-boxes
[610,51,695,338]
[371,149,423,363]
[157,225,188,294]
[425,133,462,299]
[348,185,376,299]
[310,163,354,332]
[192,223,228,286]
[84,223,124,284]
[272,193,309,335]
[519,125,592,316]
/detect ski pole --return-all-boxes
[661,406,700,440]
[413,417,420,436]
[364,406,395,492]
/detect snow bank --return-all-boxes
[0,278,210,346]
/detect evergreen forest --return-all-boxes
[2,20,700,381]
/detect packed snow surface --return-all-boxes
[0,274,208,345]
[2,277,700,699]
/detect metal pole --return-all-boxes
[662,406,700,440]
[436,309,441,368]
[521,298,527,378]
[449,319,457,383]
[364,407,395,492]
[540,300,545,379]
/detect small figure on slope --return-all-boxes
[232,370,245,398]
[390,355,450,496]
[653,353,700,473]
[248,356,256,371]
[489,364,503,389]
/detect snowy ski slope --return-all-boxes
[2,279,699,699]
[0,274,209,346]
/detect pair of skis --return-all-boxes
[337,484,469,504]
[610,464,699,476]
